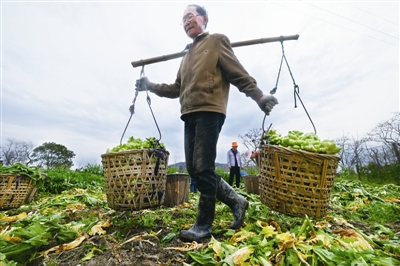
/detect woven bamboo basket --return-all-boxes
[0,174,33,210]
[243,175,260,194]
[101,149,169,210]
[164,174,189,207]
[258,145,340,218]
[25,173,46,203]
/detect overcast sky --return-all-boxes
[1,1,399,168]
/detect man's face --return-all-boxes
[182,6,206,39]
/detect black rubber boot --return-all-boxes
[216,178,249,229]
[179,195,216,242]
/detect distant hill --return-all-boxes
[168,162,228,172]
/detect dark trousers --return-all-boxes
[190,178,198,192]
[229,166,241,188]
[182,112,225,197]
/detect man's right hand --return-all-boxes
[135,77,150,91]
[257,94,279,115]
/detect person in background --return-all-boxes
[250,150,259,166]
[134,4,278,242]
[227,142,243,188]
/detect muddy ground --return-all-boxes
[27,208,218,266]
[28,215,400,266]
[30,233,197,266]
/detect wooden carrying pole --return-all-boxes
[131,34,299,68]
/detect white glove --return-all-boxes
[257,94,278,115]
[135,77,150,91]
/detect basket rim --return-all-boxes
[101,149,170,157]
[166,173,189,176]
[260,144,340,161]
[0,173,20,177]
[0,173,34,179]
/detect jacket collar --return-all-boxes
[184,32,209,51]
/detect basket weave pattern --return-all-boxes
[0,174,33,210]
[259,145,340,218]
[101,149,169,210]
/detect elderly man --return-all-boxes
[135,4,278,242]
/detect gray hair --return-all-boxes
[187,4,208,28]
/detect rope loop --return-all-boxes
[120,66,163,145]
[272,41,317,135]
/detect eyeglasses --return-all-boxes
[181,13,201,25]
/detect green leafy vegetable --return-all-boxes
[0,163,44,187]
[106,136,166,153]
[265,130,342,155]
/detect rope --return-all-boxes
[271,38,317,135]
[120,66,163,145]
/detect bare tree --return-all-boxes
[335,135,368,179]
[367,146,383,177]
[238,128,263,167]
[335,135,353,170]
[350,137,369,180]
[238,128,263,152]
[367,112,400,163]
[392,142,400,163]
[0,139,34,165]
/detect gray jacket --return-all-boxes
[227,149,242,167]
